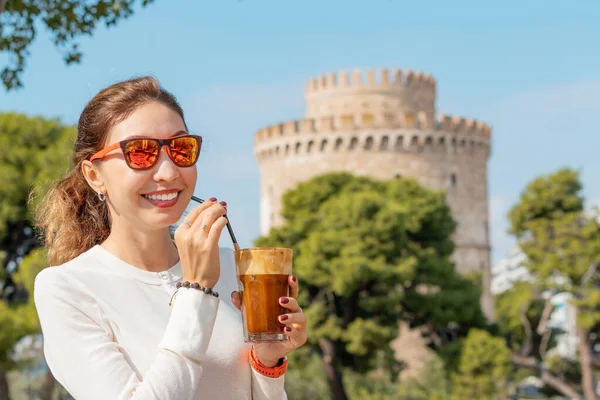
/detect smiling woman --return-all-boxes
[32,76,306,399]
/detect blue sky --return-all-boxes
[2,0,600,264]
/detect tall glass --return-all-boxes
[234,247,293,342]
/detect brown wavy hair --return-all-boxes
[35,76,187,266]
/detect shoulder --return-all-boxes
[34,246,102,304]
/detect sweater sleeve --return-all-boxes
[34,267,219,400]
[251,369,288,399]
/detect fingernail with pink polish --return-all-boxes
[280,297,289,304]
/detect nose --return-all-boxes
[153,146,180,182]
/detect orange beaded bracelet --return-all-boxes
[249,347,288,378]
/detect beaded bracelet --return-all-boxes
[168,281,219,306]
[176,281,219,298]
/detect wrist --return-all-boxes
[252,346,280,367]
[250,347,288,378]
[181,277,218,288]
[256,355,281,368]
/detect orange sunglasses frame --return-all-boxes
[89,133,202,170]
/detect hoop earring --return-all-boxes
[98,192,106,202]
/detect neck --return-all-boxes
[101,224,179,273]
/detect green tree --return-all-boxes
[0,113,74,399]
[494,281,582,398]
[450,328,511,400]
[284,348,330,400]
[256,173,486,400]
[396,355,451,400]
[508,168,600,400]
[0,0,155,90]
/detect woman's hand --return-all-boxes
[232,275,307,366]
[173,198,228,288]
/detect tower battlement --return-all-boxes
[254,113,491,144]
[305,68,436,94]
[304,68,437,125]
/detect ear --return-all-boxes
[81,160,107,196]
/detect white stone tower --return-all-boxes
[254,68,493,319]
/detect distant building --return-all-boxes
[491,248,578,359]
[491,247,530,295]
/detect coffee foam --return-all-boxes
[235,248,293,275]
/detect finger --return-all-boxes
[288,275,299,300]
[279,296,301,313]
[231,291,242,311]
[278,312,307,331]
[174,200,216,242]
[207,216,228,241]
[283,325,307,348]
[194,203,227,235]
[180,198,217,229]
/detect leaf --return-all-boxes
[1,0,156,89]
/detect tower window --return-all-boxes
[334,138,343,151]
[349,137,358,150]
[320,139,328,152]
[451,173,457,187]
[380,136,389,150]
[394,136,404,150]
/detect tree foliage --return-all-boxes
[450,328,512,400]
[507,168,600,400]
[0,112,74,297]
[0,112,74,398]
[0,0,155,90]
[396,355,451,400]
[495,281,560,356]
[256,173,486,399]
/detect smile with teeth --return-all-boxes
[142,192,180,201]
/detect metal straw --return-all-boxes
[191,195,241,252]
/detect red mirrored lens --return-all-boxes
[170,136,200,166]
[124,139,159,169]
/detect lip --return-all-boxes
[141,189,183,196]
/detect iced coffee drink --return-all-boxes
[235,248,293,342]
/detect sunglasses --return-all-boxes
[89,133,202,170]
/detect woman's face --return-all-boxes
[94,101,197,232]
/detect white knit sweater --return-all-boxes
[34,245,287,400]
